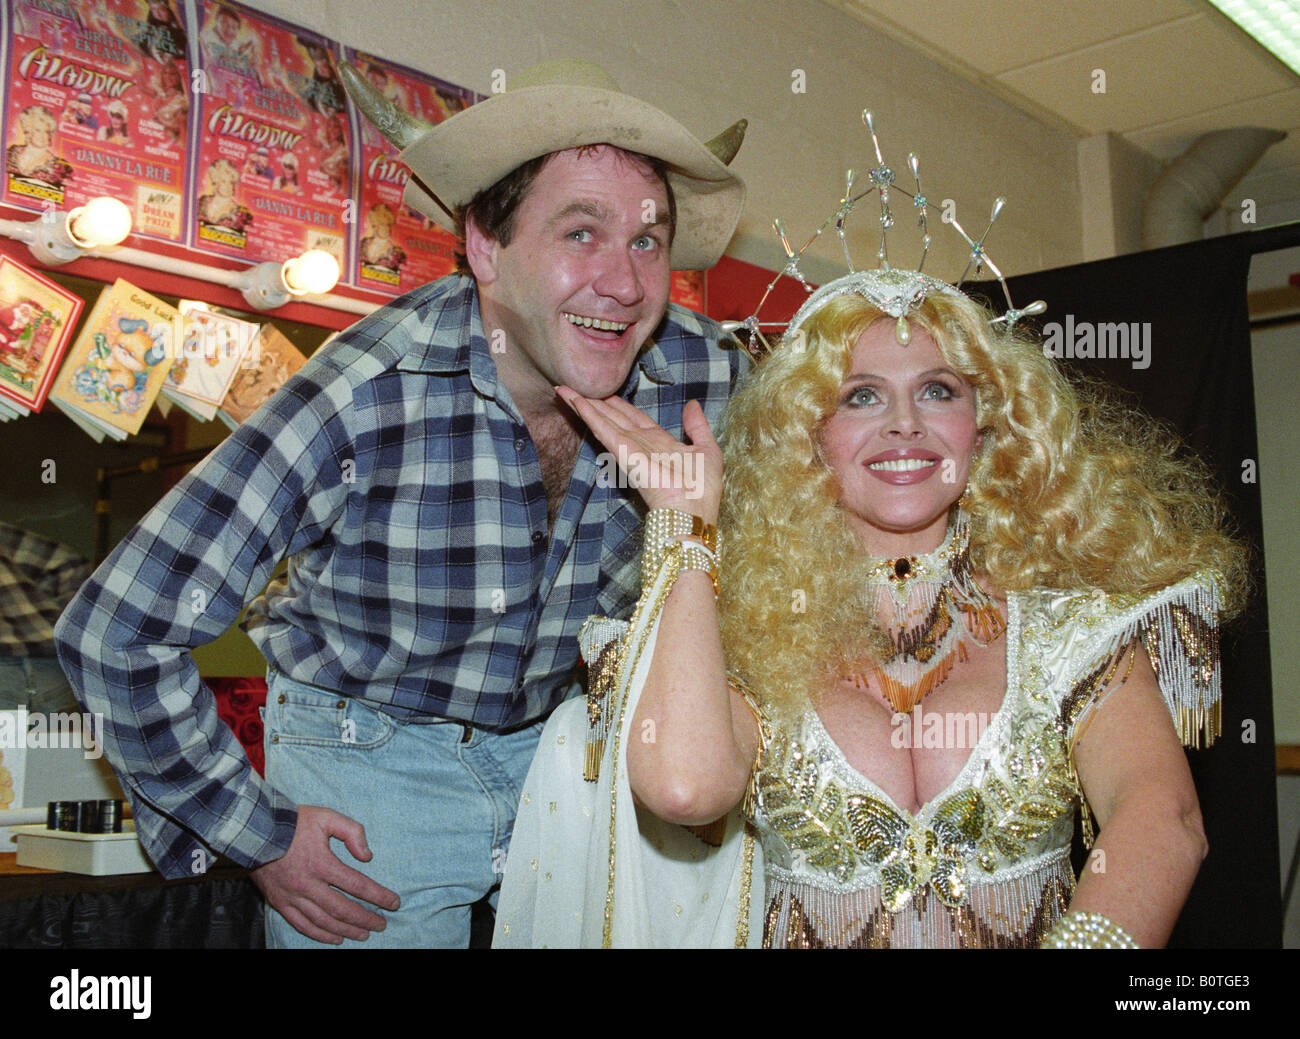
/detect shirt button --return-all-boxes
[531,530,544,543]
[514,438,526,452]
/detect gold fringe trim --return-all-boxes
[730,673,771,820]
[1178,700,1222,750]
[583,739,605,783]
[685,817,728,847]
[1133,578,1222,749]
[860,641,966,716]
[735,826,756,948]
[581,627,624,782]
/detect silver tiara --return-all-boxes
[724,110,1045,355]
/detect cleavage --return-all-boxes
[815,631,1009,815]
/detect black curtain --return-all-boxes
[970,224,1299,948]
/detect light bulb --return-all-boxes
[67,196,132,249]
[282,249,340,296]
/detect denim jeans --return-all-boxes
[0,657,80,712]
[261,669,543,948]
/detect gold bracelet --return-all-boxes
[1040,910,1139,949]
[675,540,719,597]
[642,508,718,588]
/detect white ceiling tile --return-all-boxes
[824,0,1200,75]
[994,14,1297,133]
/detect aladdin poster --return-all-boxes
[343,48,479,294]
[2,0,191,241]
[190,0,349,270]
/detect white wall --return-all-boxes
[1250,279,1300,747]
[241,0,1082,284]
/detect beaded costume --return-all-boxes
[756,576,1220,948]
[493,547,1221,948]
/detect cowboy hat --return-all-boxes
[341,59,746,271]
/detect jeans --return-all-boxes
[261,669,543,948]
[0,657,80,712]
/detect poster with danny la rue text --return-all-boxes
[190,0,348,270]
[3,0,191,241]
[343,49,479,294]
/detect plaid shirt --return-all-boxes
[0,522,92,657]
[55,275,745,878]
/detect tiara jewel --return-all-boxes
[788,268,964,333]
[723,110,1045,357]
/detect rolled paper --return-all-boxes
[1,807,51,828]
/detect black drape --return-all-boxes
[970,225,1298,948]
[0,869,263,948]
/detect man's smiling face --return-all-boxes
[468,146,673,413]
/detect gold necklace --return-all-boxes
[848,510,1005,715]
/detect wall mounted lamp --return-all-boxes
[234,249,341,310]
[0,197,369,316]
[0,195,134,265]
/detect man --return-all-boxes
[197,4,265,100]
[55,60,746,948]
[1,522,90,714]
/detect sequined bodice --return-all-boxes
[752,592,1082,947]
[497,555,1217,948]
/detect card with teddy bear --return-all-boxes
[49,279,178,440]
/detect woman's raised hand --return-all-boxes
[554,387,722,523]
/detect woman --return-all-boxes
[143,0,188,64]
[494,267,1246,948]
[317,114,349,195]
[147,59,189,145]
[274,152,300,193]
[359,203,404,271]
[7,105,71,186]
[96,100,131,146]
[196,158,251,231]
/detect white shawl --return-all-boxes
[493,552,763,948]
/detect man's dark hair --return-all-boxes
[453,148,677,276]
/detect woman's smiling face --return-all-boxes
[819,319,979,558]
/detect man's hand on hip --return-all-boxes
[251,804,402,945]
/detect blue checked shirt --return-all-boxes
[55,275,746,878]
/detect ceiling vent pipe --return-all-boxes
[1141,127,1285,249]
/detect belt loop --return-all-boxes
[460,724,473,744]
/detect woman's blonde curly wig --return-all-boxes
[716,290,1248,719]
